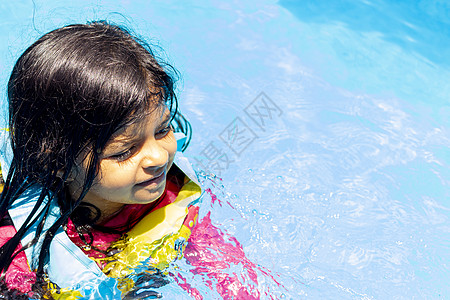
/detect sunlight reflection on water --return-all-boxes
[0,0,449,299]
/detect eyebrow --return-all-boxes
[104,137,134,152]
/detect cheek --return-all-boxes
[96,162,136,189]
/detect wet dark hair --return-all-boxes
[0,21,191,290]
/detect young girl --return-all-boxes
[0,21,264,300]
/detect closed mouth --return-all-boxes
[136,171,165,187]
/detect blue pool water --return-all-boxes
[0,0,449,299]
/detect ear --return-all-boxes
[56,169,75,183]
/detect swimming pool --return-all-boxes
[0,0,449,299]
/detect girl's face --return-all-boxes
[68,107,177,219]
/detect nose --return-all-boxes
[140,141,168,169]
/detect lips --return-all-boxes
[136,171,165,187]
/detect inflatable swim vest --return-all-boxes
[0,131,203,299]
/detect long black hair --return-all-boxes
[0,21,191,286]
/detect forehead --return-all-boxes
[108,106,170,143]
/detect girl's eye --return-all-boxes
[156,124,172,138]
[111,148,134,161]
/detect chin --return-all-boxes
[136,188,165,204]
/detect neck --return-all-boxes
[94,203,125,224]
